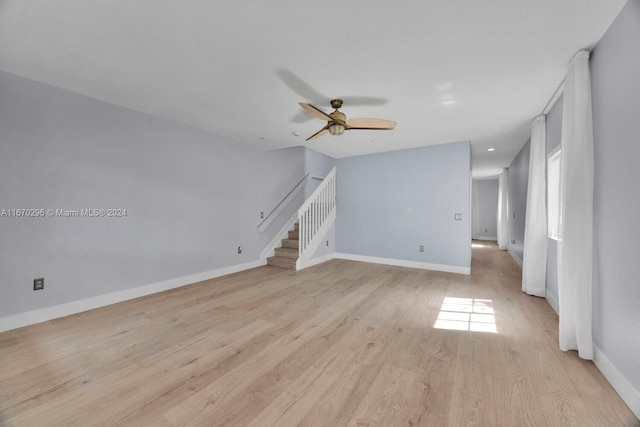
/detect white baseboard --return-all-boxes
[508,248,523,268]
[0,260,265,333]
[476,236,497,241]
[545,290,559,315]
[299,253,336,269]
[593,345,640,420]
[334,253,470,275]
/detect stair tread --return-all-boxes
[267,255,296,269]
[274,247,298,259]
[282,239,299,249]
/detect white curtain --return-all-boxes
[497,168,509,250]
[522,116,547,297]
[472,180,480,240]
[558,50,594,359]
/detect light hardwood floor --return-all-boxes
[0,241,637,426]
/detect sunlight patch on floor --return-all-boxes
[434,297,497,333]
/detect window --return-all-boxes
[547,148,562,239]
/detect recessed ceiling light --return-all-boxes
[292,132,300,137]
[487,148,496,152]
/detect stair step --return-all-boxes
[267,256,296,269]
[282,239,299,249]
[274,247,298,259]
[288,230,299,240]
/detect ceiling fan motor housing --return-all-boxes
[329,111,346,123]
[330,99,343,109]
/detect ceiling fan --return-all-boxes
[299,99,397,141]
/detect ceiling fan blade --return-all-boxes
[299,103,333,121]
[306,125,330,141]
[346,118,397,130]
[291,110,313,123]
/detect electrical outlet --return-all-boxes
[260,212,264,219]
[326,240,329,246]
[34,278,44,291]
[513,212,516,218]
[237,246,243,254]
[454,213,462,220]
[511,240,516,244]
[419,245,424,252]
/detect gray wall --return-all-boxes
[518,0,640,400]
[545,94,563,305]
[507,140,530,262]
[336,141,471,269]
[476,179,499,239]
[0,70,331,318]
[590,0,640,394]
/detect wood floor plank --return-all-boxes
[448,386,499,427]
[0,241,636,426]
[348,363,431,426]
[296,304,405,426]
[162,273,391,426]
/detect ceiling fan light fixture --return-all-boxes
[329,123,345,136]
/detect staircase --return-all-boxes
[267,222,299,269]
[265,166,336,271]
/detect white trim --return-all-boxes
[469,175,474,264]
[296,209,335,270]
[548,144,562,158]
[260,211,298,261]
[547,148,562,239]
[593,345,640,420]
[0,260,264,333]
[297,167,336,269]
[542,79,564,115]
[301,253,336,269]
[476,236,497,241]
[508,247,523,268]
[334,253,470,275]
[545,290,559,315]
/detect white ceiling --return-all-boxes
[0,1,627,178]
